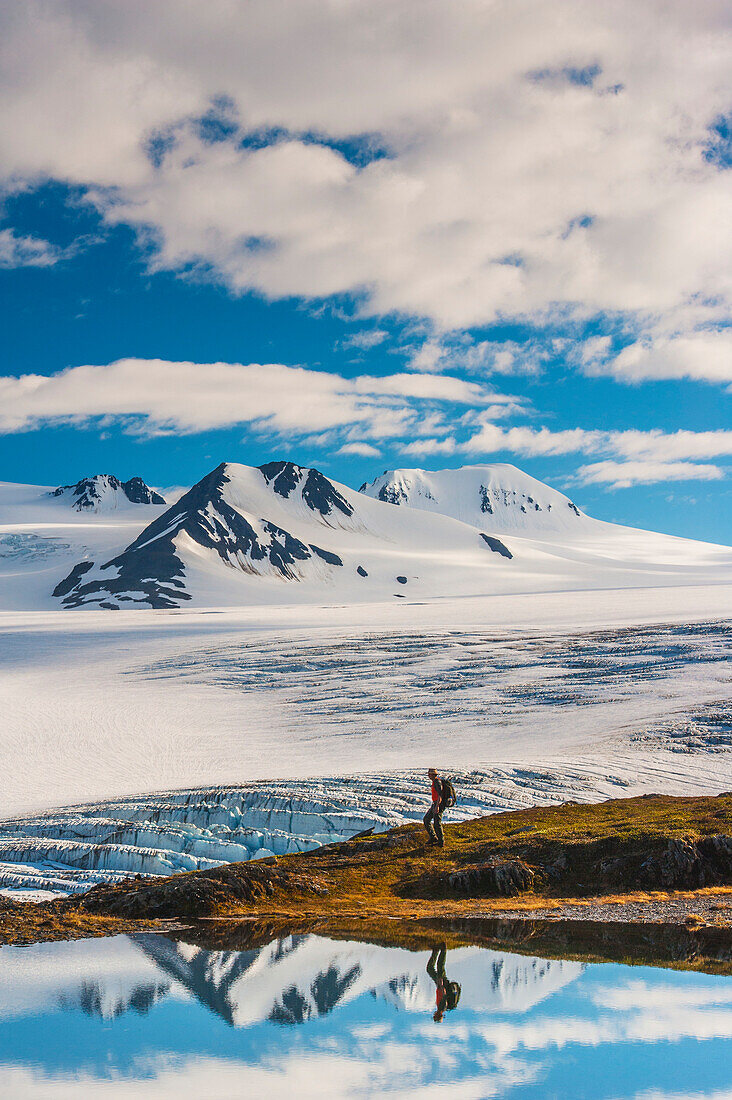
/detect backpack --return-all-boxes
[445,980,461,1010]
[440,778,456,809]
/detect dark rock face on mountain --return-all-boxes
[122,477,167,505]
[479,486,494,514]
[51,474,165,511]
[53,462,348,609]
[261,461,353,520]
[310,545,343,566]
[480,534,513,559]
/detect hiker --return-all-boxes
[423,767,455,847]
[426,944,461,1023]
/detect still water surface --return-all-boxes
[0,932,731,1098]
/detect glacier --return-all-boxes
[0,464,730,901]
[0,766,633,897]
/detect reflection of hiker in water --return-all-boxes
[426,944,461,1022]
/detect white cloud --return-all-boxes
[0,358,500,443]
[463,424,602,456]
[595,330,732,385]
[0,1,730,333]
[340,329,389,351]
[1,356,729,490]
[575,460,725,488]
[408,336,546,376]
[610,429,732,461]
[397,422,732,488]
[337,441,381,457]
[409,340,446,373]
[402,437,459,456]
[0,227,58,268]
[457,423,732,463]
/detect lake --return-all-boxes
[0,930,731,1098]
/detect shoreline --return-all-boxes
[3,894,732,976]
[2,792,732,973]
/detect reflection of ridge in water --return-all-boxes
[269,963,362,1025]
[57,979,170,1020]
[130,932,308,1026]
[127,932,583,1028]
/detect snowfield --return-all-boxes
[0,463,730,895]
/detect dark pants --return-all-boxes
[427,945,447,984]
[424,802,444,845]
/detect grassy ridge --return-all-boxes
[2,793,732,947]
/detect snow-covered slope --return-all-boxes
[2,459,731,612]
[0,479,170,611]
[360,463,587,534]
[51,473,166,511]
[48,458,732,610]
[52,460,517,609]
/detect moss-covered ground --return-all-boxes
[2,793,732,955]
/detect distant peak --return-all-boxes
[359,463,587,533]
[51,474,166,511]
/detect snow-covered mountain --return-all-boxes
[1,459,731,611]
[46,458,732,610]
[52,460,515,609]
[360,463,585,534]
[51,474,166,511]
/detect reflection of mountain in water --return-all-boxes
[131,933,308,1026]
[270,963,362,1025]
[130,933,584,1027]
[0,931,584,1030]
[57,979,170,1020]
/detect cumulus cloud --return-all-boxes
[402,437,459,456]
[593,330,732,386]
[0,0,730,336]
[337,441,381,457]
[9,355,728,490]
[610,429,732,461]
[463,424,602,456]
[407,336,546,376]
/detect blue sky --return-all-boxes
[0,2,730,542]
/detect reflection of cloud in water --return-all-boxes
[0,1047,532,1100]
[1,935,732,1099]
[593,979,732,1012]
[0,935,181,1021]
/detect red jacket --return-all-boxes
[431,778,441,803]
